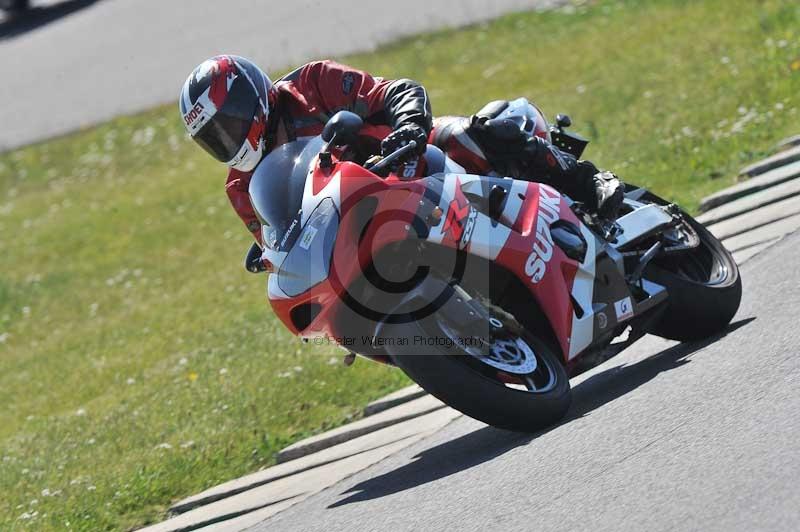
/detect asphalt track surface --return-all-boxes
[0,0,559,151]
[250,232,800,532]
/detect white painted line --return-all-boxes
[707,194,800,240]
[170,396,444,514]
[732,236,782,265]
[143,408,461,532]
[276,394,445,463]
[721,212,800,255]
[363,385,427,417]
[698,161,800,221]
[739,145,800,178]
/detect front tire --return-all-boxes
[382,312,571,433]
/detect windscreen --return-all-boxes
[248,136,325,250]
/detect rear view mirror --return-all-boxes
[322,111,363,145]
[556,114,572,129]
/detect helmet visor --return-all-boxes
[193,77,259,163]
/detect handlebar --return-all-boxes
[365,140,418,175]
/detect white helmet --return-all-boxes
[179,55,272,172]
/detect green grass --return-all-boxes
[1,0,799,529]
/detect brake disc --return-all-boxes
[480,335,538,374]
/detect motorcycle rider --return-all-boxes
[179,55,623,245]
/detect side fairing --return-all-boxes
[267,161,602,361]
[428,174,599,360]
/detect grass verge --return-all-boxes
[1,0,799,529]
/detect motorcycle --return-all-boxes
[245,108,742,432]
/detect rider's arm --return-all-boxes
[225,168,262,244]
[381,78,432,131]
[299,60,432,133]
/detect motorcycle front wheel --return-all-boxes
[381,302,571,433]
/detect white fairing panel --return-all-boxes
[613,204,673,248]
[426,173,514,261]
[300,153,342,226]
[268,273,289,300]
[567,225,598,359]
[467,211,512,261]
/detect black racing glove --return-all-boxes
[381,124,428,158]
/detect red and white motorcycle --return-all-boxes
[246,107,741,432]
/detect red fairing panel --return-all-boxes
[492,183,581,360]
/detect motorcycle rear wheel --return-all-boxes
[644,211,742,341]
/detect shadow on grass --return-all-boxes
[328,317,756,508]
[0,0,101,40]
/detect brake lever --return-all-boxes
[365,141,418,175]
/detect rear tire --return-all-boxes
[382,316,571,433]
[645,213,742,341]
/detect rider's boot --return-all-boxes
[592,170,624,221]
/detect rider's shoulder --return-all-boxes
[276,60,338,84]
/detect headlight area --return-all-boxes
[277,198,340,297]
